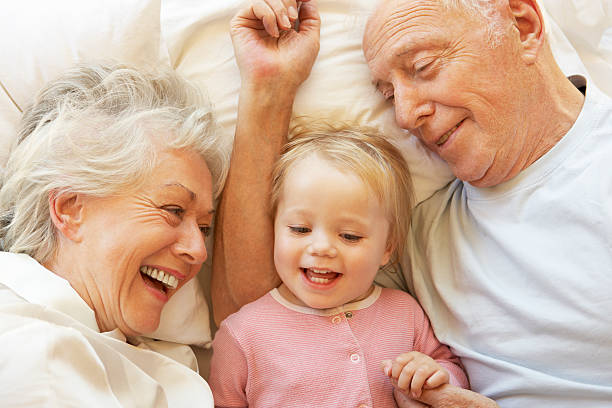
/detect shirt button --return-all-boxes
[350,353,360,363]
[332,316,342,324]
[345,311,353,318]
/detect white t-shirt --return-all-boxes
[396,77,612,407]
[0,251,213,407]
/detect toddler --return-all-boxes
[209,124,469,407]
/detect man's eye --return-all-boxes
[199,225,211,237]
[414,58,437,76]
[163,206,185,218]
[289,226,311,234]
[340,233,362,242]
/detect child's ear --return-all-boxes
[48,191,85,242]
[381,240,395,267]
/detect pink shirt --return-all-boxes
[209,286,468,407]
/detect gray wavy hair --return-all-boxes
[0,62,229,263]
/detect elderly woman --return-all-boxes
[0,63,227,407]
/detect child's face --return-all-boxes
[273,154,393,309]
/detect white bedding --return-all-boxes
[0,0,610,351]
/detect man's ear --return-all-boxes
[508,0,545,64]
[49,191,85,242]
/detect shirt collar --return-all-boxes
[0,251,99,331]
[464,75,605,200]
[270,285,382,316]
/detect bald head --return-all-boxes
[364,0,505,59]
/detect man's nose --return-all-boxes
[393,81,435,130]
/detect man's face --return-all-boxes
[364,0,532,187]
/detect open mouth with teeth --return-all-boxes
[302,268,341,285]
[140,266,178,294]
[436,119,465,146]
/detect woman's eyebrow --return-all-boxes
[163,182,196,201]
[164,182,215,214]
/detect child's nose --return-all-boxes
[307,232,338,257]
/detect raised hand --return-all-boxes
[230,0,320,90]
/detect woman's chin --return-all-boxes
[123,311,162,338]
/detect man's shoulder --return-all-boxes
[410,179,464,238]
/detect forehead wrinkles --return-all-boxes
[365,1,442,64]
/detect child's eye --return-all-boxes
[163,206,185,218]
[340,233,362,242]
[289,226,311,234]
[199,225,211,237]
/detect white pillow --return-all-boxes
[161,0,606,206]
[0,0,213,347]
[542,0,612,96]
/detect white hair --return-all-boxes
[0,62,229,263]
[440,0,507,46]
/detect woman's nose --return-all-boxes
[173,221,208,265]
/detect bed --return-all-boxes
[0,0,610,379]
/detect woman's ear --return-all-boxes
[508,0,545,64]
[49,191,85,242]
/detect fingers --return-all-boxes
[381,359,393,377]
[295,0,320,35]
[388,352,449,399]
[391,352,416,379]
[393,388,430,408]
[250,0,304,38]
[252,1,280,37]
[409,367,432,398]
[424,369,450,390]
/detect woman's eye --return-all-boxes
[163,206,185,218]
[340,233,362,242]
[289,226,311,234]
[199,225,211,237]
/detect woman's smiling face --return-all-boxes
[76,148,214,336]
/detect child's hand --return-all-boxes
[382,351,450,399]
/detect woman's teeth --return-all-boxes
[140,266,178,290]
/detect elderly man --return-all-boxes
[213,0,612,407]
[363,0,612,406]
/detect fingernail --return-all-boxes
[281,14,291,28]
[288,6,298,19]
